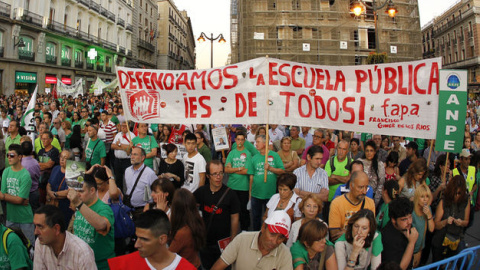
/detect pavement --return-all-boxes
[465,209,480,248]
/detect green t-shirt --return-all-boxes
[5,134,21,168]
[73,199,115,270]
[226,148,252,191]
[361,133,372,144]
[198,144,212,163]
[416,139,426,151]
[290,137,306,153]
[290,239,334,268]
[232,140,260,157]
[0,225,33,270]
[376,202,390,230]
[85,138,106,166]
[324,157,351,201]
[34,137,62,155]
[150,124,158,132]
[337,232,383,256]
[132,135,158,169]
[110,115,119,125]
[248,151,284,199]
[1,168,33,223]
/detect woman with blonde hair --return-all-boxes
[412,184,434,267]
[398,158,428,200]
[286,193,326,247]
[277,137,300,173]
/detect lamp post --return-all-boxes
[197,32,226,68]
[351,0,398,53]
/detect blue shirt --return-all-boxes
[332,183,374,200]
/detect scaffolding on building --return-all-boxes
[231,0,423,66]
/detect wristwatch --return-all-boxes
[109,176,115,180]
[76,202,84,211]
[54,192,58,197]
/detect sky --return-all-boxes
[174,0,459,69]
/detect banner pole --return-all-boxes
[264,55,270,183]
[426,139,434,169]
[442,152,449,185]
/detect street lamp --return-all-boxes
[350,0,398,53]
[197,32,226,68]
[13,37,25,49]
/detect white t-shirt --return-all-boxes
[113,131,136,159]
[181,152,206,193]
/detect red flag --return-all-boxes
[133,122,138,136]
[52,84,57,99]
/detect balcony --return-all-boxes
[75,61,84,68]
[126,24,133,32]
[86,62,94,70]
[127,50,132,57]
[77,0,90,7]
[0,46,3,57]
[96,64,104,71]
[106,10,115,22]
[90,1,100,13]
[47,20,78,37]
[18,50,35,61]
[101,39,116,51]
[100,6,108,17]
[61,59,71,67]
[0,2,10,18]
[17,9,43,27]
[117,18,125,27]
[119,46,125,54]
[46,55,57,64]
[106,66,112,73]
[138,39,155,52]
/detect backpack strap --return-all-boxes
[2,228,13,255]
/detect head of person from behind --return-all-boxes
[135,209,170,258]
[345,209,376,249]
[34,205,67,246]
[259,211,291,255]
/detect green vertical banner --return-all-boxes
[435,70,468,153]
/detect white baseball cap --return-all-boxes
[264,210,291,238]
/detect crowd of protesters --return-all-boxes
[0,90,478,270]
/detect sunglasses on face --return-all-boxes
[7,153,17,158]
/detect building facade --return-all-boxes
[0,0,157,96]
[132,0,158,69]
[156,0,195,70]
[422,0,480,90]
[231,0,422,66]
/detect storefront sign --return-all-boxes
[45,76,57,84]
[15,72,37,83]
[61,77,72,85]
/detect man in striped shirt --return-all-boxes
[101,111,117,168]
[293,145,329,203]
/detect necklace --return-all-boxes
[278,199,288,208]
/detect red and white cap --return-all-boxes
[264,211,291,239]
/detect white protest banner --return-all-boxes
[117,57,441,139]
[211,127,230,151]
[20,85,37,134]
[57,78,83,97]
